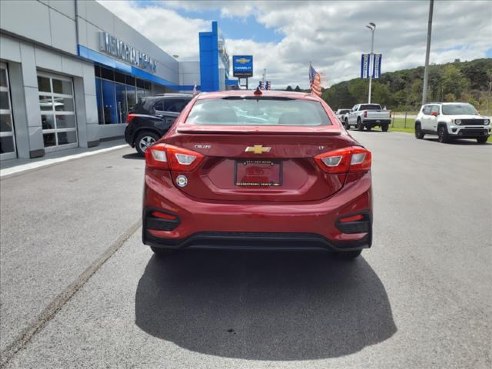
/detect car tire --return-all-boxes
[150,246,177,258]
[437,125,449,143]
[381,124,389,132]
[356,119,364,131]
[333,249,362,260]
[477,136,488,144]
[344,119,350,130]
[415,123,424,139]
[136,131,159,156]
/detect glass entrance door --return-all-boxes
[37,72,78,151]
[0,62,17,160]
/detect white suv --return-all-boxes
[415,102,490,144]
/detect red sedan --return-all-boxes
[143,89,372,259]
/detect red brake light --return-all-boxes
[145,143,204,172]
[314,146,371,174]
[126,113,136,124]
[364,110,368,118]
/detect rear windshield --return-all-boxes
[360,104,382,111]
[185,97,331,126]
[441,104,478,115]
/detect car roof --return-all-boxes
[195,90,321,102]
[144,94,193,100]
[425,102,471,105]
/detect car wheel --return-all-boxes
[136,131,159,155]
[150,246,177,258]
[437,125,449,143]
[356,119,364,131]
[344,119,350,130]
[415,123,424,139]
[381,124,389,132]
[477,136,488,144]
[333,249,362,260]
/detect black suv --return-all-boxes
[125,94,193,155]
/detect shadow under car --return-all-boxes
[135,249,396,360]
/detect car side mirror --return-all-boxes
[431,112,438,117]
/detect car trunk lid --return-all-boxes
[164,127,354,202]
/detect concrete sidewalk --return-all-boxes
[0,139,128,177]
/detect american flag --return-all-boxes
[309,64,322,97]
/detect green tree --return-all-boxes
[286,85,293,91]
[347,79,368,102]
[372,82,393,107]
[461,59,492,90]
[441,65,469,100]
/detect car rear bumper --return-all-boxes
[124,126,134,147]
[142,170,373,251]
[364,119,391,126]
[144,231,371,251]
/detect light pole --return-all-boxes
[422,0,434,105]
[366,22,376,103]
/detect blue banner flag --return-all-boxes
[361,54,370,79]
[373,54,382,79]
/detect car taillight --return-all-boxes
[126,114,136,124]
[364,110,368,118]
[145,143,204,172]
[314,146,371,174]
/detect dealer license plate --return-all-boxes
[235,160,282,186]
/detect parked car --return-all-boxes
[414,102,490,144]
[131,94,193,115]
[142,90,373,260]
[125,111,180,155]
[125,94,193,155]
[335,108,351,123]
[345,103,391,131]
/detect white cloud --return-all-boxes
[97,0,492,89]
[97,0,209,60]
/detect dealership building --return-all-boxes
[0,0,235,161]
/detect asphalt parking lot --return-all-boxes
[0,131,491,368]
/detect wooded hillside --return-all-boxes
[320,58,492,112]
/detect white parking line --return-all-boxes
[0,145,128,178]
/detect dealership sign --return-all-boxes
[99,32,157,73]
[233,55,253,78]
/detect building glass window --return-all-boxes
[37,72,77,151]
[102,79,117,124]
[95,65,151,124]
[0,62,16,159]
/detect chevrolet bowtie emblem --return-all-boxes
[236,58,250,64]
[245,145,271,154]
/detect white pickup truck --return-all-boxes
[344,103,391,131]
